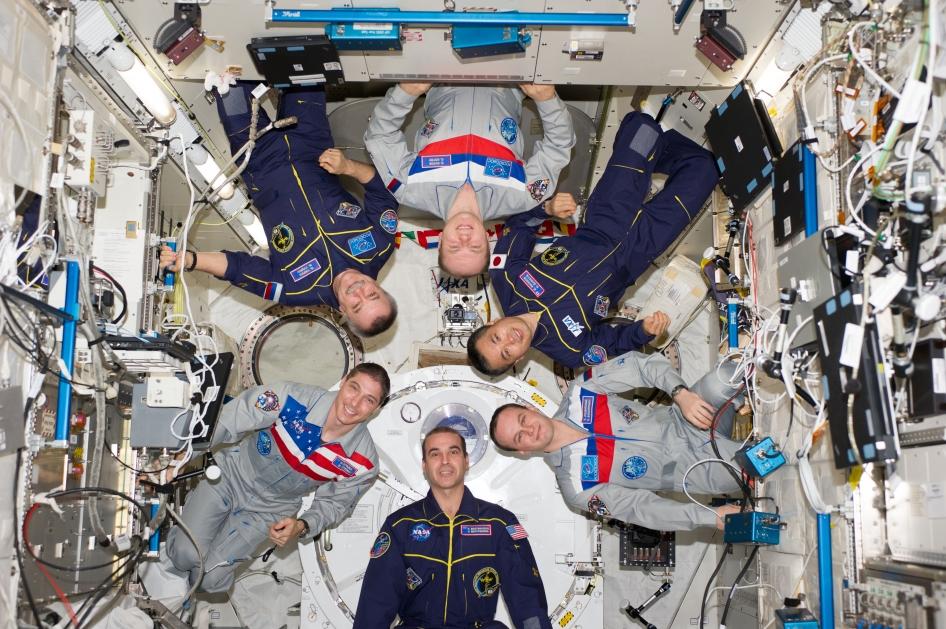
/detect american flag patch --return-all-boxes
[506,524,528,540]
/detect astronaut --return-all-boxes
[489,352,745,532]
[354,426,552,629]
[467,111,718,373]
[165,363,389,593]
[364,83,577,277]
[161,82,399,337]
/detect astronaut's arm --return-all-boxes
[523,94,576,206]
[211,384,320,448]
[582,351,687,396]
[497,518,553,629]
[361,172,400,224]
[218,251,290,302]
[570,483,718,531]
[298,467,380,538]
[352,521,407,628]
[364,85,418,196]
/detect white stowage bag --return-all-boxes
[636,255,709,348]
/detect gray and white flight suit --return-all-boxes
[544,352,744,531]
[365,85,576,219]
[166,382,379,592]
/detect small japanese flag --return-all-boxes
[490,254,507,270]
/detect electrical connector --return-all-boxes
[723,511,781,545]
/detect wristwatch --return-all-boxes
[670,384,689,399]
[185,250,198,272]
[296,518,310,538]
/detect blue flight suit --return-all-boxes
[353,487,552,629]
[489,112,718,369]
[216,83,399,306]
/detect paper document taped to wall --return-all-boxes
[637,256,708,348]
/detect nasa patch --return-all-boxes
[527,178,550,202]
[582,345,607,366]
[347,232,377,256]
[379,208,398,234]
[256,431,272,456]
[622,456,648,480]
[580,455,599,482]
[369,532,391,558]
[255,390,280,412]
[500,117,518,144]
[593,295,610,317]
[336,202,362,219]
[410,523,432,542]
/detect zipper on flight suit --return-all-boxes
[443,517,455,624]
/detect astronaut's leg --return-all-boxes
[165,478,233,585]
[198,510,274,593]
[690,360,745,440]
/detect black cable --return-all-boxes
[75,547,146,628]
[709,385,753,506]
[14,444,44,627]
[720,545,760,627]
[106,446,172,475]
[699,542,732,627]
[91,265,128,325]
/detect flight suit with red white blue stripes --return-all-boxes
[365,85,575,220]
[166,382,378,592]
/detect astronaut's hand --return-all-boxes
[319,148,352,176]
[673,388,716,430]
[543,193,578,219]
[519,83,557,102]
[399,82,432,96]
[714,504,743,530]
[641,311,670,337]
[159,245,185,273]
[269,517,305,547]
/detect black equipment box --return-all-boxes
[705,82,782,213]
[247,35,344,88]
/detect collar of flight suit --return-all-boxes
[420,486,480,523]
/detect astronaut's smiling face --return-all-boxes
[331,372,384,426]
[493,406,552,453]
[333,269,394,336]
[440,212,490,277]
[475,316,532,372]
[422,430,469,491]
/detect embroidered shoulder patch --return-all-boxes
[490,254,507,270]
[347,232,377,256]
[593,295,610,317]
[336,202,362,218]
[540,245,568,266]
[500,117,518,144]
[410,523,432,542]
[473,567,501,598]
[580,455,599,482]
[527,178,550,202]
[369,532,391,558]
[379,208,398,234]
[582,345,607,366]
[255,390,280,412]
[406,567,423,590]
[506,524,528,540]
[622,456,648,480]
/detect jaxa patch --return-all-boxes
[582,345,606,366]
[593,295,610,317]
[473,567,500,598]
[347,232,377,256]
[527,178,550,202]
[587,494,610,517]
[410,523,432,542]
[256,431,272,456]
[484,157,512,179]
[519,270,545,297]
[540,245,569,266]
[460,524,491,536]
[379,208,398,234]
[500,117,518,144]
[490,254,507,270]
[255,390,280,412]
[622,455,648,480]
[562,315,584,337]
[580,455,599,482]
[336,202,362,218]
[406,567,423,591]
[369,532,391,558]
[271,223,294,253]
[620,405,639,423]
[420,118,439,137]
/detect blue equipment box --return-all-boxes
[452,24,531,59]
[723,511,781,545]
[327,22,401,51]
[735,436,786,478]
[775,607,819,628]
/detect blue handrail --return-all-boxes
[268,8,632,27]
